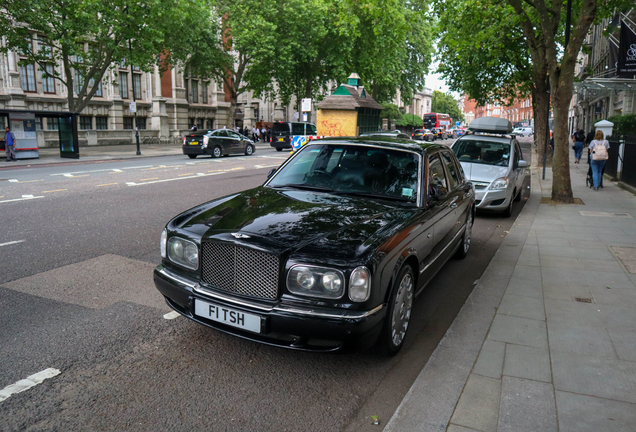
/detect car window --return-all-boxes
[227,131,240,139]
[307,124,317,135]
[453,139,511,167]
[441,151,460,190]
[291,123,305,135]
[211,130,223,137]
[268,144,419,203]
[216,130,229,137]
[272,123,291,134]
[428,155,448,197]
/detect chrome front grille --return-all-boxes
[201,242,280,300]
[472,181,489,190]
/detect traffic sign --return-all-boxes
[301,98,312,112]
[129,102,137,113]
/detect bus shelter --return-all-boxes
[0,109,79,159]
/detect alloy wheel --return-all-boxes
[391,272,413,348]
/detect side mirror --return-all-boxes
[518,160,528,168]
[267,168,277,179]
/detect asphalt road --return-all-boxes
[0,138,532,431]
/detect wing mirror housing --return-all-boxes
[518,160,529,168]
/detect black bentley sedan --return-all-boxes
[183,128,255,159]
[154,137,475,354]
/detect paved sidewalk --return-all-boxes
[1,142,273,168]
[385,157,636,431]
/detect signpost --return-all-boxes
[129,102,136,113]
[301,98,312,113]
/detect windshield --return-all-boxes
[453,140,511,167]
[267,144,420,203]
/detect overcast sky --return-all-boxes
[425,62,461,99]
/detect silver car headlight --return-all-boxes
[287,265,345,299]
[167,237,199,270]
[160,229,167,258]
[489,177,509,190]
[349,267,371,302]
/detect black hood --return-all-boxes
[174,187,415,263]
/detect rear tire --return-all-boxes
[454,209,473,259]
[212,146,222,158]
[276,147,283,152]
[377,265,414,356]
[188,154,197,159]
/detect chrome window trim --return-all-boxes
[273,304,384,320]
[263,142,424,207]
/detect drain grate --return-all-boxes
[573,297,594,303]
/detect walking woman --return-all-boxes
[573,129,585,163]
[588,130,610,191]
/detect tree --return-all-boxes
[344,0,434,104]
[0,0,222,113]
[381,103,404,130]
[431,90,464,123]
[434,0,550,166]
[503,0,633,202]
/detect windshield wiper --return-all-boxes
[270,184,335,192]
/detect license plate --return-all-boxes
[194,299,261,333]
[190,141,199,145]
[278,137,284,142]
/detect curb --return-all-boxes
[383,169,542,432]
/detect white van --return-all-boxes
[512,127,533,137]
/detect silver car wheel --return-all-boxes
[391,271,413,347]
[212,146,222,158]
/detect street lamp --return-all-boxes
[129,40,141,156]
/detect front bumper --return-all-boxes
[473,187,512,211]
[153,265,386,352]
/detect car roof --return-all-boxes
[309,136,447,154]
[455,134,515,144]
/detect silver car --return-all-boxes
[451,120,528,217]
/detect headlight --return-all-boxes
[167,237,199,270]
[160,229,167,258]
[287,265,344,299]
[489,177,509,190]
[349,267,371,302]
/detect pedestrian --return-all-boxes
[256,126,261,142]
[549,136,554,157]
[588,130,609,191]
[4,126,16,162]
[266,126,271,142]
[261,126,266,143]
[573,129,585,163]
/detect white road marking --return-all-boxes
[254,164,281,169]
[258,155,288,160]
[0,240,25,247]
[163,311,181,320]
[0,195,44,203]
[53,166,151,176]
[8,179,18,182]
[0,368,61,403]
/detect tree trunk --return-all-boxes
[550,72,574,203]
[227,95,237,129]
[532,86,549,168]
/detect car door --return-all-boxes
[226,131,243,154]
[423,153,455,262]
[440,149,469,240]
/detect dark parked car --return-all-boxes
[183,128,255,159]
[154,137,475,354]
[271,121,318,151]
[431,128,448,140]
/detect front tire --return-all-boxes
[503,196,513,218]
[245,144,254,156]
[377,265,414,355]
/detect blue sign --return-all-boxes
[291,135,307,150]
[456,121,460,127]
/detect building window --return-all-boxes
[79,116,92,130]
[119,72,128,99]
[136,117,146,130]
[89,78,102,97]
[41,64,55,93]
[202,83,208,104]
[35,117,44,131]
[75,70,85,95]
[20,64,37,92]
[188,118,195,128]
[192,80,199,103]
[197,118,204,129]
[95,116,108,130]
[206,118,214,129]
[185,79,189,102]
[47,118,59,130]
[133,73,141,99]
[123,117,134,130]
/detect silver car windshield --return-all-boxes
[267,144,420,203]
[454,140,511,167]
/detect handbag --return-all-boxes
[592,140,608,161]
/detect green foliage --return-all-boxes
[434,0,532,106]
[0,0,224,112]
[431,91,464,123]
[380,104,403,121]
[395,114,422,127]
[607,114,636,136]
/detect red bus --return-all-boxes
[423,113,452,131]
